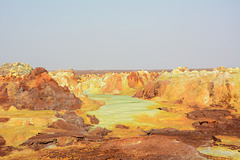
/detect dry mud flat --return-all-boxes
[0,64,240,159]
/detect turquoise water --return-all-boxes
[86,94,159,129]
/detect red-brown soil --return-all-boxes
[187,109,240,138]
[16,134,227,160]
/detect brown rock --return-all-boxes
[157,107,170,112]
[115,124,129,129]
[0,83,8,91]
[0,135,6,146]
[21,131,85,150]
[175,97,185,104]
[127,72,144,88]
[186,109,232,120]
[1,67,82,111]
[145,128,215,148]
[0,117,10,123]
[87,114,99,124]
[133,80,170,99]
[186,109,240,137]
[89,127,111,137]
[0,83,8,103]
[28,67,48,79]
[0,136,13,158]
[0,146,14,157]
[154,80,169,97]
[55,111,90,131]
[56,136,77,146]
[193,117,240,137]
[34,135,209,159]
[133,89,143,98]
[142,82,155,98]
[101,135,204,159]
[49,120,81,131]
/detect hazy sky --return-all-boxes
[0,0,239,70]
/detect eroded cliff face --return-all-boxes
[134,67,240,108]
[49,70,104,112]
[77,71,158,95]
[49,69,82,97]
[0,67,82,111]
[49,66,240,108]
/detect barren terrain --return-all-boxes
[0,63,240,159]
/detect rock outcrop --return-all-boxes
[49,69,82,97]
[0,62,33,76]
[55,111,90,132]
[0,67,82,110]
[0,135,14,157]
[134,67,240,108]
[77,71,158,95]
[115,124,129,129]
[186,109,240,137]
[49,70,104,112]
[87,114,99,124]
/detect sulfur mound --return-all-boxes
[0,62,33,76]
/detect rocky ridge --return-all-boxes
[0,67,82,110]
